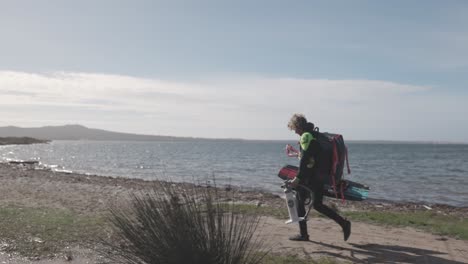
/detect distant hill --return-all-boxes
[0,125,201,141]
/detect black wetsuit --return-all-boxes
[295,132,347,238]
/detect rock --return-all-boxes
[423,205,432,210]
[32,237,44,243]
[64,253,73,261]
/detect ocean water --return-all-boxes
[1,140,467,207]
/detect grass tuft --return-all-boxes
[100,182,269,264]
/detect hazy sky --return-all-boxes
[1,0,467,141]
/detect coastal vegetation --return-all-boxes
[0,137,49,145]
[0,206,105,258]
[99,183,268,264]
[0,201,466,260]
[0,205,347,263]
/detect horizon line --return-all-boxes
[1,124,467,145]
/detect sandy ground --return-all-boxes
[262,218,468,263]
[1,162,467,264]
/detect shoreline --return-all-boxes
[1,161,467,217]
[2,141,466,209]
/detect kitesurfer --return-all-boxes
[287,113,351,241]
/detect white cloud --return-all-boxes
[0,71,466,141]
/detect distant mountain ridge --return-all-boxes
[0,125,201,141]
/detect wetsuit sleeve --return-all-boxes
[296,133,318,180]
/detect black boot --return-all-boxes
[289,220,309,241]
[342,219,351,241]
[288,234,309,241]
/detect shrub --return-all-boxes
[101,182,268,264]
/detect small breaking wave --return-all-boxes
[1,157,74,174]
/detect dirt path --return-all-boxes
[262,217,468,263]
[1,163,467,264]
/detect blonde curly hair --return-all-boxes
[287,113,308,131]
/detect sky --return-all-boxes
[1,0,467,141]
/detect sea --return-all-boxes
[1,140,467,207]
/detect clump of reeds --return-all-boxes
[101,182,267,264]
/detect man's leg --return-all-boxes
[312,182,351,241]
[289,188,309,241]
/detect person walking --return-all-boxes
[287,113,351,242]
